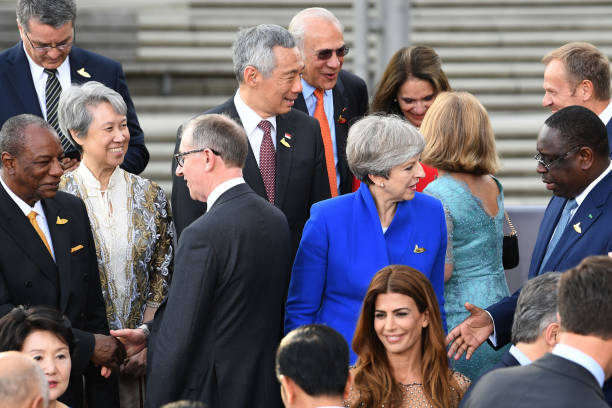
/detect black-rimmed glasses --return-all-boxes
[174,147,220,167]
[24,30,74,53]
[315,45,349,61]
[534,146,580,170]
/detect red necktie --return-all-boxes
[314,89,339,197]
[258,120,276,204]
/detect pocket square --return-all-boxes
[56,216,68,224]
[70,245,83,253]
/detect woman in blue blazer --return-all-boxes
[285,114,447,363]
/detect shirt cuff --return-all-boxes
[485,310,498,347]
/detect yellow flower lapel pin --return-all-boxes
[56,216,68,225]
[573,222,581,234]
[77,68,91,78]
[413,244,426,253]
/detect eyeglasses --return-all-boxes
[534,146,580,170]
[174,147,220,167]
[315,45,349,61]
[24,31,74,53]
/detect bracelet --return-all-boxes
[137,324,150,339]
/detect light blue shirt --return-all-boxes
[553,343,605,387]
[301,79,340,189]
[509,344,532,366]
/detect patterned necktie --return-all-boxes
[258,120,276,204]
[313,88,338,197]
[28,210,52,257]
[539,198,578,274]
[44,69,72,151]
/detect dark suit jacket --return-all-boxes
[0,184,118,407]
[462,353,607,408]
[294,70,369,194]
[0,43,149,174]
[492,349,520,369]
[170,98,331,254]
[146,183,291,407]
[487,170,612,346]
[606,119,612,158]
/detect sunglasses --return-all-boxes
[315,45,349,61]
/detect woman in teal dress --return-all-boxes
[421,91,510,380]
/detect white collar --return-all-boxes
[205,177,245,212]
[574,161,612,206]
[22,42,71,81]
[552,343,605,387]
[0,175,46,217]
[509,344,532,366]
[598,100,612,126]
[234,89,276,136]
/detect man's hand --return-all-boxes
[61,157,80,173]
[121,347,147,377]
[91,334,127,371]
[111,328,147,358]
[446,302,494,361]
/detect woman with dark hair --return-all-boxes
[347,265,469,408]
[0,306,75,408]
[369,45,451,191]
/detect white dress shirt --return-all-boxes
[234,90,276,166]
[598,100,612,127]
[205,177,245,213]
[509,344,532,366]
[553,343,605,387]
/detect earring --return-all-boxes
[380,183,385,188]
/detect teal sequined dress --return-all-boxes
[425,174,510,380]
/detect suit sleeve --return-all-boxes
[309,120,332,205]
[486,288,521,349]
[113,63,149,175]
[146,226,218,406]
[284,204,328,333]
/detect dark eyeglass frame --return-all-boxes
[315,45,349,61]
[24,29,75,53]
[174,147,220,167]
[534,146,580,170]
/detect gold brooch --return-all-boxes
[77,68,91,78]
[573,222,581,234]
[413,244,425,253]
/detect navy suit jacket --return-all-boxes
[294,70,369,194]
[0,42,149,174]
[607,119,612,158]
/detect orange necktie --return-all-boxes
[28,211,52,256]
[314,89,339,197]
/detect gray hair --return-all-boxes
[181,114,248,168]
[347,114,425,182]
[511,272,561,345]
[17,0,76,32]
[288,7,344,51]
[0,114,56,167]
[232,24,296,83]
[0,352,49,408]
[58,81,128,153]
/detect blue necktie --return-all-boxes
[539,199,577,275]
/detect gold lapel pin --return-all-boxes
[77,68,91,78]
[573,222,581,234]
[413,244,425,253]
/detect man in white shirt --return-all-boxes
[276,324,352,408]
[462,255,612,408]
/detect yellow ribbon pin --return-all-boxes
[413,244,425,253]
[77,68,91,78]
[56,216,68,225]
[280,138,291,148]
[573,222,581,234]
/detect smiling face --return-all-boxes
[542,59,584,113]
[371,155,425,202]
[374,292,429,357]
[396,77,436,127]
[19,19,73,70]
[73,102,129,173]
[301,19,345,91]
[22,330,71,403]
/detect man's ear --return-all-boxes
[1,152,16,174]
[578,79,594,102]
[280,375,297,405]
[545,322,560,349]
[244,66,259,87]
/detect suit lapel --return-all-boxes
[7,43,43,116]
[274,113,294,209]
[332,79,350,192]
[294,93,308,114]
[43,199,72,312]
[530,197,565,276]
[68,47,88,85]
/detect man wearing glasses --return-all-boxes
[289,8,369,196]
[447,105,612,404]
[0,0,149,174]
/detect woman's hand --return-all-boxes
[121,347,147,377]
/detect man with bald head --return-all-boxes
[0,351,48,408]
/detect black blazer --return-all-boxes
[294,69,369,194]
[0,42,149,174]
[146,183,291,407]
[462,353,607,408]
[171,98,331,254]
[0,184,118,407]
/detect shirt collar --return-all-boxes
[301,79,332,100]
[598,100,612,126]
[0,175,44,217]
[234,89,276,136]
[509,344,532,366]
[74,161,122,196]
[574,161,612,206]
[205,177,245,213]
[22,42,71,82]
[552,343,605,387]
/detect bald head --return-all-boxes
[0,352,48,408]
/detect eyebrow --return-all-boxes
[31,33,73,46]
[375,307,411,313]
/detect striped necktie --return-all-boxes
[44,68,73,151]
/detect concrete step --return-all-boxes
[412,31,612,47]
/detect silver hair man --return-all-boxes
[0,351,49,408]
[16,0,75,32]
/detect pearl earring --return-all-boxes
[380,183,385,188]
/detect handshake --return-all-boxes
[91,326,149,378]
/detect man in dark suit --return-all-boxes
[288,8,368,195]
[447,106,612,403]
[542,42,612,157]
[0,0,148,174]
[171,24,330,254]
[0,114,124,407]
[462,256,612,408]
[115,113,292,407]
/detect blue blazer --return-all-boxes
[0,42,149,174]
[487,169,612,346]
[285,183,447,363]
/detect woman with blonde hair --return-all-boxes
[421,91,510,380]
[347,265,470,408]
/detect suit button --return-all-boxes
[25,281,32,288]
